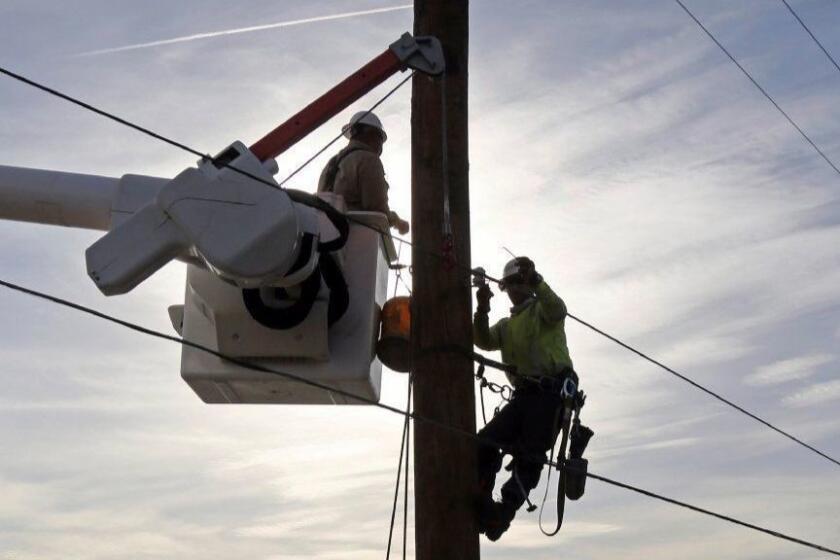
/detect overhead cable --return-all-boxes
[1,278,839,558]
[0,66,208,160]
[781,0,840,75]
[1,56,838,468]
[673,0,840,176]
[566,312,840,469]
[566,467,840,557]
[0,62,413,217]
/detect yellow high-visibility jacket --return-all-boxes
[474,281,573,386]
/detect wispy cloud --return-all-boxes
[783,379,840,408]
[745,353,834,386]
[75,5,412,57]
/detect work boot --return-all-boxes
[480,501,516,542]
[476,494,495,529]
[569,424,594,460]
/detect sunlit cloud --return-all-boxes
[745,353,835,386]
[783,379,840,408]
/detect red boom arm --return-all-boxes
[249,49,403,162]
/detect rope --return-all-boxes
[393,241,404,299]
[2,277,839,557]
[402,378,411,560]
[673,0,840,176]
[385,377,412,560]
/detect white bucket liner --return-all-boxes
[180,211,397,405]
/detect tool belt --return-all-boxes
[513,367,577,396]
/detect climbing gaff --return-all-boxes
[377,296,412,373]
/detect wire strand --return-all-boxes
[2,37,839,483]
[575,468,840,557]
[567,312,840,468]
[2,278,839,557]
[673,0,840,176]
[385,379,412,560]
[402,377,411,560]
[781,0,840,75]
[279,72,414,187]
[0,66,209,160]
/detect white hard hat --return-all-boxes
[502,258,521,280]
[342,111,387,141]
[499,257,525,291]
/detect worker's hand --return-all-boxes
[389,211,410,235]
[515,257,542,288]
[476,283,493,314]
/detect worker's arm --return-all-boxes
[357,154,391,215]
[474,313,503,351]
[357,154,409,233]
[535,280,567,324]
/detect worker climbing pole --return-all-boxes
[411,1,479,560]
[473,256,595,540]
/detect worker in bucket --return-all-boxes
[318,111,410,234]
[473,256,593,541]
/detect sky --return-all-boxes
[0,0,839,559]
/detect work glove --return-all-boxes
[389,211,410,235]
[396,218,410,235]
[515,257,542,288]
[475,283,493,314]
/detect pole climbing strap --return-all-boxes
[538,378,578,537]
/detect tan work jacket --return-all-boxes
[318,140,393,219]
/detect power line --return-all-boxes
[0,62,413,224]
[1,53,838,468]
[782,0,840,75]
[278,72,414,187]
[0,66,208,160]
[0,63,444,283]
[1,277,839,557]
[572,468,840,557]
[2,22,839,559]
[566,312,840,469]
[673,0,840,176]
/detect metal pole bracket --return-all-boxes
[390,33,446,76]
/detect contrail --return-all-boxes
[76,4,412,57]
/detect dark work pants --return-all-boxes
[477,386,564,512]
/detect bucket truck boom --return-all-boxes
[0,33,445,405]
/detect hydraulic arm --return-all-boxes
[0,33,444,296]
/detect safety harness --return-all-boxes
[319,147,363,194]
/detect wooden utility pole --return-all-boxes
[411,1,479,560]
